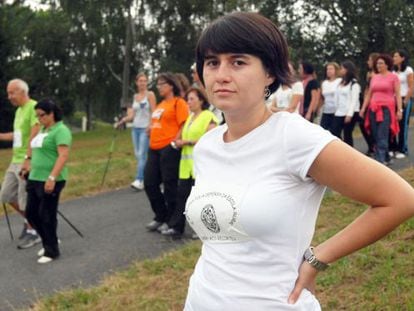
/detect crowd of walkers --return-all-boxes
[120,49,413,239]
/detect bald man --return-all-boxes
[0,79,40,249]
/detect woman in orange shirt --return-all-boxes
[144,72,189,232]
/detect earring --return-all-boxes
[264,86,271,98]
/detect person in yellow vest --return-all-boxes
[161,87,218,237]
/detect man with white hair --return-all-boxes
[0,79,40,249]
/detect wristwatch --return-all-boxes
[303,246,329,271]
[48,175,56,182]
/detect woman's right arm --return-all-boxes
[359,87,372,118]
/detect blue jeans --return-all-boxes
[399,98,412,154]
[369,107,391,164]
[131,127,149,181]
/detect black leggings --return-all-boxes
[144,145,181,223]
[26,180,65,258]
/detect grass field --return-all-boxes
[31,167,414,310]
[1,124,413,310]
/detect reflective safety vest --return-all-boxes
[179,110,219,179]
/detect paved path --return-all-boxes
[0,130,413,310]
[0,188,190,310]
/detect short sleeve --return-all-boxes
[292,81,304,95]
[176,98,190,126]
[283,114,337,181]
[55,126,72,146]
[309,80,320,91]
[406,66,413,75]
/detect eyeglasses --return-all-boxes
[36,112,47,118]
[156,81,168,87]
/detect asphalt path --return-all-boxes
[1,129,413,311]
[0,187,191,310]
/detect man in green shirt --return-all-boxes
[0,79,41,249]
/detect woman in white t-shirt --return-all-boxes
[184,12,414,311]
[269,63,303,113]
[391,50,413,158]
[331,60,361,146]
[320,62,341,132]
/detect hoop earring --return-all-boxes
[264,86,271,98]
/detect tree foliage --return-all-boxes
[1,0,414,137]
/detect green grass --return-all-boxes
[30,166,414,310]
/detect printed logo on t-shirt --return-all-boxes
[201,204,220,233]
[152,108,164,120]
[185,182,251,243]
[13,130,22,148]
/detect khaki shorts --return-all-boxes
[0,163,27,211]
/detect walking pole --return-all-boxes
[57,210,84,238]
[100,127,119,188]
[2,203,14,240]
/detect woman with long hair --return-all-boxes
[299,61,321,122]
[360,54,403,164]
[331,60,361,146]
[144,73,189,232]
[117,73,156,190]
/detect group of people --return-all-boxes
[117,69,221,238]
[0,79,71,264]
[268,50,413,166]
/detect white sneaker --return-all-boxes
[395,152,406,159]
[131,180,144,190]
[37,248,45,257]
[388,151,395,158]
[38,256,53,264]
[157,223,169,233]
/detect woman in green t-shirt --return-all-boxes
[23,99,72,264]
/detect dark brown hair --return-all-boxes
[185,87,210,110]
[157,72,181,97]
[195,12,292,95]
[374,54,393,73]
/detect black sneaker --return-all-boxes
[18,223,28,240]
[17,233,41,249]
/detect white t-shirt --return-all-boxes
[271,82,304,112]
[394,66,413,97]
[334,81,361,117]
[184,112,337,311]
[321,78,341,114]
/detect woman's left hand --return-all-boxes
[397,110,403,121]
[288,261,318,304]
[44,180,56,194]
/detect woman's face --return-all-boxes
[136,76,148,91]
[202,52,274,114]
[186,91,203,113]
[156,79,173,98]
[376,58,388,73]
[393,52,404,66]
[339,65,347,77]
[367,56,374,69]
[36,109,53,127]
[326,65,337,79]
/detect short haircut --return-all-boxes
[185,87,210,110]
[374,54,393,73]
[195,12,292,95]
[301,61,315,75]
[157,72,181,97]
[8,79,29,95]
[35,99,63,121]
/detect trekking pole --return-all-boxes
[100,127,119,188]
[2,203,14,240]
[57,210,84,238]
